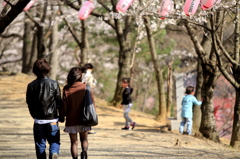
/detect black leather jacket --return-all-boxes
[26,76,62,120]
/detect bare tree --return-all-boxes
[22,8,37,74]
[49,14,59,80]
[192,23,211,135]
[58,1,89,66]
[213,1,240,148]
[184,19,220,141]
[143,16,167,121]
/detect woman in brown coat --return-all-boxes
[59,67,94,159]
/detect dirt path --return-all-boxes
[0,74,239,159]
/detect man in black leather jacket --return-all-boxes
[26,58,61,159]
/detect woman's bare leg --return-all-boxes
[69,133,78,159]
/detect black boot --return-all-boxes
[72,155,78,159]
[81,151,87,159]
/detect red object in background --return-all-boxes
[116,0,134,12]
[214,98,234,139]
[200,0,221,10]
[158,0,174,20]
[23,0,35,11]
[201,4,209,10]
[78,1,95,20]
[183,0,201,16]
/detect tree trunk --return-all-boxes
[141,74,152,112]
[80,20,89,65]
[22,11,36,74]
[49,20,59,80]
[167,61,173,117]
[192,59,203,135]
[35,4,46,59]
[155,70,167,121]
[172,75,177,118]
[231,89,240,148]
[199,64,220,142]
[110,16,133,106]
[193,29,211,135]
[185,20,219,141]
[144,16,167,121]
[36,26,45,58]
[230,2,240,148]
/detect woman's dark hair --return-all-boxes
[32,58,50,78]
[64,67,82,90]
[185,86,194,94]
[84,63,94,69]
[122,78,133,94]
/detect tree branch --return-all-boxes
[40,3,48,24]
[234,1,240,67]
[130,24,142,68]
[213,34,239,88]
[58,2,82,47]
[0,0,31,34]
[187,19,212,32]
[184,20,208,63]
[0,58,22,65]
[4,0,14,7]
[24,10,41,28]
[0,33,21,38]
[165,25,183,32]
[223,32,235,46]
[91,11,116,30]
[216,33,238,66]
[60,0,80,10]
[97,0,111,12]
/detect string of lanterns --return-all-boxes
[22,0,222,20]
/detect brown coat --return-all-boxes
[59,82,95,126]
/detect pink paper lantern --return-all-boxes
[183,0,200,16]
[201,4,209,10]
[78,1,95,20]
[201,0,216,8]
[200,0,221,10]
[23,0,35,11]
[158,0,173,20]
[116,0,134,12]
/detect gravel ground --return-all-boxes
[0,74,240,159]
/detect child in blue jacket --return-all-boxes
[179,86,202,135]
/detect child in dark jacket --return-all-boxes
[119,78,136,130]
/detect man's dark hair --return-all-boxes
[84,63,94,69]
[32,58,50,78]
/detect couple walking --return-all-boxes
[26,58,97,159]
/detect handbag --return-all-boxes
[80,85,98,126]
